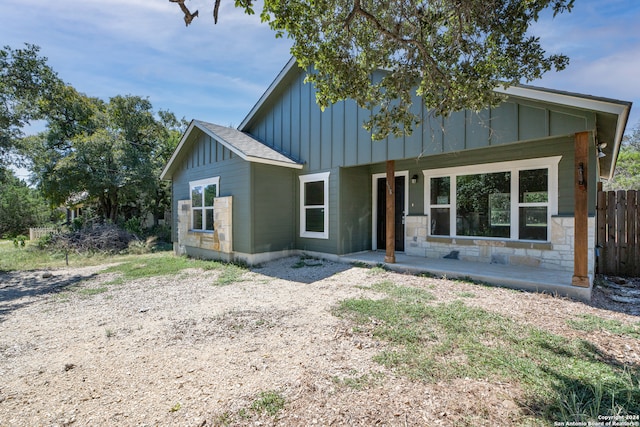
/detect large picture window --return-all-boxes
[299,172,330,239]
[190,177,219,231]
[424,157,559,241]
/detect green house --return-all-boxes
[161,58,631,297]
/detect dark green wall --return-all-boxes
[244,68,597,172]
[251,163,296,253]
[338,166,373,254]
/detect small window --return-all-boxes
[190,177,219,231]
[299,172,330,239]
[518,169,548,240]
[430,177,451,236]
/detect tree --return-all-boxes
[0,168,53,238]
[27,89,184,225]
[175,0,573,140]
[604,125,640,191]
[0,44,59,165]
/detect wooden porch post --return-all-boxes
[572,131,590,287]
[385,160,396,263]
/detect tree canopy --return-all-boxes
[605,125,640,191]
[27,90,185,224]
[174,0,574,139]
[0,168,53,238]
[0,44,59,164]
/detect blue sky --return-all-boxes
[2,0,639,150]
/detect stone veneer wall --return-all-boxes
[405,215,595,276]
[176,197,233,255]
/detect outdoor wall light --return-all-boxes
[597,141,607,158]
[411,174,419,184]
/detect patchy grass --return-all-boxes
[100,253,225,285]
[456,291,476,298]
[332,372,385,391]
[334,282,640,425]
[250,390,286,416]
[0,239,124,271]
[567,314,640,339]
[213,390,286,424]
[214,262,248,286]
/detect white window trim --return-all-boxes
[299,172,330,239]
[189,177,220,232]
[423,156,560,241]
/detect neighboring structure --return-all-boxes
[161,57,631,297]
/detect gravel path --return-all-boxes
[0,256,638,426]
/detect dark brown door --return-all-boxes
[376,176,405,251]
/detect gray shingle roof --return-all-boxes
[160,120,303,180]
[194,120,302,168]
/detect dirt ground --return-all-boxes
[0,257,638,427]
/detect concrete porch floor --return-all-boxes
[337,251,591,302]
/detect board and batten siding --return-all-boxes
[170,129,252,253]
[244,68,596,171]
[250,163,296,254]
[366,133,599,217]
[338,166,373,254]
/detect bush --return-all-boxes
[143,224,171,243]
[123,217,143,235]
[43,224,139,254]
[13,235,27,248]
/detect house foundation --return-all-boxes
[405,215,595,281]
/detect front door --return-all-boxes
[376,176,405,251]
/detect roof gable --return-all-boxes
[160,120,303,180]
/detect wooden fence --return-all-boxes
[596,190,640,276]
[29,227,59,241]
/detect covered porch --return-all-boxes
[338,250,588,302]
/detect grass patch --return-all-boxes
[100,253,226,285]
[0,240,124,271]
[214,262,248,286]
[334,283,640,424]
[567,314,640,339]
[456,291,476,298]
[332,372,385,390]
[368,265,388,275]
[250,390,285,416]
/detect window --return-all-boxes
[424,157,559,241]
[190,177,219,231]
[299,172,330,239]
[430,176,451,236]
[457,172,511,238]
[519,168,548,240]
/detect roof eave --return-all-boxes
[245,156,304,169]
[161,120,303,180]
[496,85,632,180]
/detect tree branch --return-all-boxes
[169,0,199,26]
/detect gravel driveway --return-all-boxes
[0,256,638,426]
